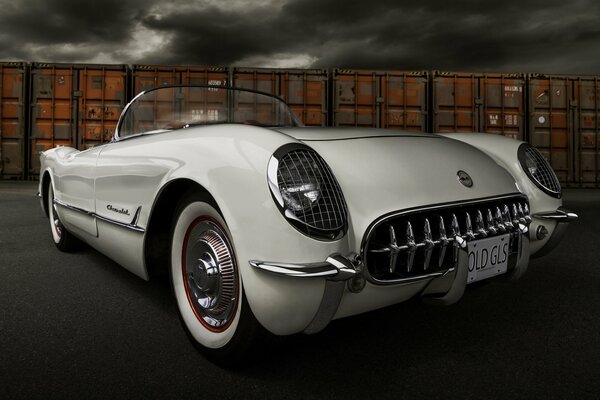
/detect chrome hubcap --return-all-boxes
[183,221,237,331]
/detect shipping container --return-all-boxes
[528,74,573,184]
[332,69,428,131]
[0,62,27,179]
[77,65,127,148]
[232,68,328,126]
[572,76,600,187]
[29,63,78,176]
[432,71,526,139]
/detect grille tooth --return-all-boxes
[388,225,400,274]
[523,203,533,223]
[495,207,506,233]
[465,212,476,240]
[475,210,487,238]
[451,213,460,237]
[405,222,417,273]
[423,219,434,271]
[438,216,449,268]
[487,209,497,235]
[511,203,520,226]
[517,203,527,224]
[502,204,514,230]
[364,196,530,282]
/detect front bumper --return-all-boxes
[250,226,531,334]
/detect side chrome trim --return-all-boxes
[54,199,145,233]
[532,208,578,222]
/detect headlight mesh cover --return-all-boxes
[276,148,347,239]
[520,144,561,197]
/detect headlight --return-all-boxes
[268,144,348,240]
[518,143,561,198]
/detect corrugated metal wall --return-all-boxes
[0,62,598,187]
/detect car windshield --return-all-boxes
[116,85,301,138]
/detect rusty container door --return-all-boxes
[573,77,600,187]
[29,63,78,176]
[480,73,526,140]
[528,75,573,184]
[78,65,127,148]
[380,71,428,132]
[279,69,328,127]
[0,62,26,179]
[332,69,380,128]
[432,72,479,133]
[231,68,278,125]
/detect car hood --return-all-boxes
[276,126,432,141]
[276,127,520,245]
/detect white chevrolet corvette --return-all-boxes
[39,85,577,364]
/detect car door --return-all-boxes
[53,146,103,237]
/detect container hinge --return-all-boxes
[73,91,83,97]
[376,97,385,103]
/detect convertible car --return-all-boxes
[39,85,577,364]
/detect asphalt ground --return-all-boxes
[1,181,599,400]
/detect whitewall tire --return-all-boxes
[170,192,264,365]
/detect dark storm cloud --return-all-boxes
[0,0,147,61]
[1,0,599,74]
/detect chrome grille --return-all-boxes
[277,150,347,233]
[363,196,531,282]
[523,146,561,194]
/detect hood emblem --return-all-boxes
[457,170,473,188]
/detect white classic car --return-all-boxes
[39,85,577,364]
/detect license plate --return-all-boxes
[467,234,510,284]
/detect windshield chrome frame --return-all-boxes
[113,84,303,142]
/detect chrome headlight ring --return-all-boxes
[268,143,348,241]
[518,143,562,199]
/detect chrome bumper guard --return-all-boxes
[249,254,361,334]
[532,207,578,223]
[531,207,578,258]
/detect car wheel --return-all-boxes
[170,192,264,366]
[47,184,80,252]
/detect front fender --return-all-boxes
[125,125,351,335]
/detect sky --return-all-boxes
[1,0,599,74]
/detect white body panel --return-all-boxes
[39,125,566,335]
